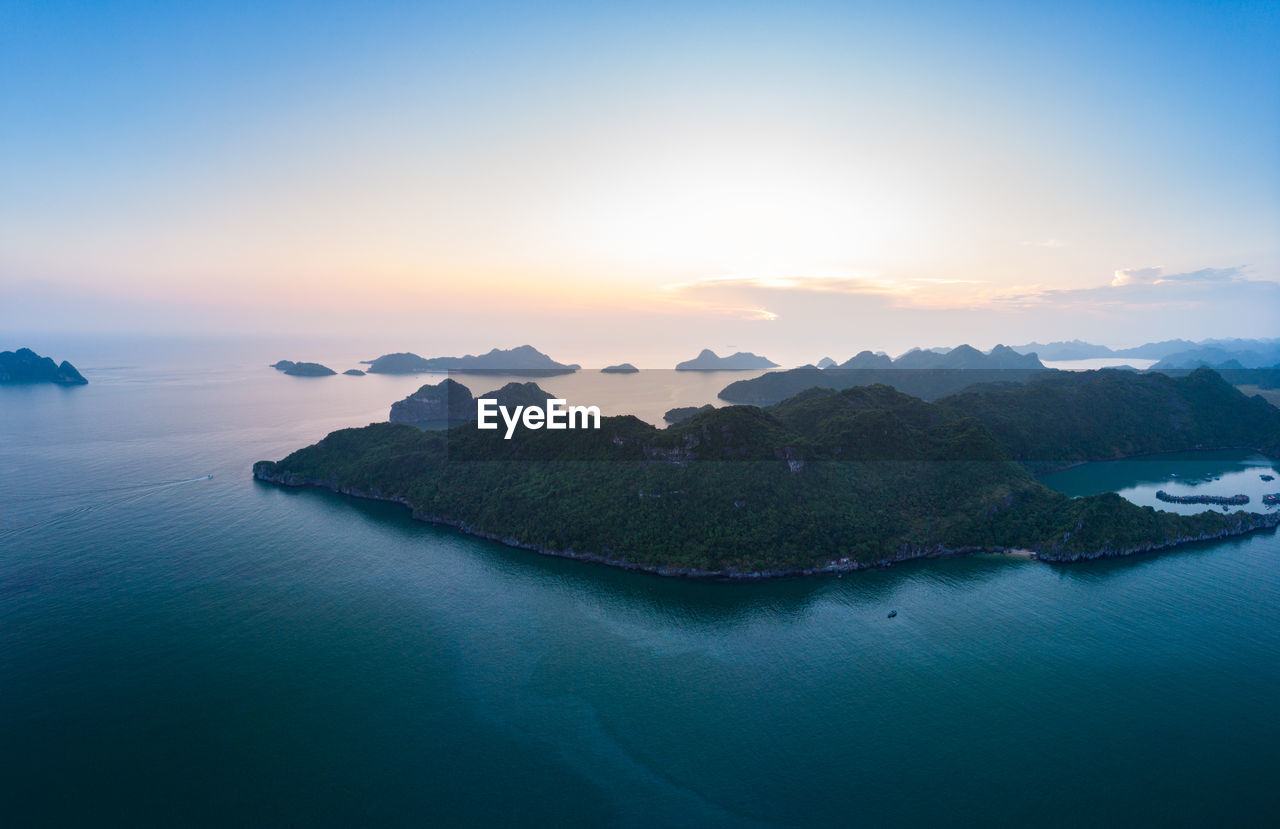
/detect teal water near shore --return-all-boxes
[1040,450,1280,517]
[3,337,1279,825]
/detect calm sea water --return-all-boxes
[2,337,1279,826]
[1041,451,1280,517]
[1042,357,1159,371]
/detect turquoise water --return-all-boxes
[1040,451,1280,517]
[3,338,1279,826]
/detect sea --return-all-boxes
[2,336,1278,826]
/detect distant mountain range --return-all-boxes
[675,349,779,371]
[364,345,580,376]
[720,344,1046,404]
[1149,342,1280,371]
[1010,338,1279,364]
[0,348,87,385]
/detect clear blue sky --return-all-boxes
[2,0,1277,356]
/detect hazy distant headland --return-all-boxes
[0,348,87,385]
[364,345,579,376]
[255,367,1280,578]
[601,363,639,374]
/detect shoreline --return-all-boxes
[252,464,1280,580]
[1033,445,1277,477]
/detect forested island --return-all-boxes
[255,368,1280,577]
[0,348,87,385]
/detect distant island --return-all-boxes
[364,345,580,376]
[343,369,365,376]
[255,367,1279,578]
[1156,491,1249,506]
[719,344,1046,404]
[0,348,87,385]
[663,404,714,424]
[675,349,779,371]
[601,363,639,374]
[271,360,337,377]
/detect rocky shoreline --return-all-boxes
[252,461,1280,579]
[1032,512,1280,562]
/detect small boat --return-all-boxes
[1262,474,1275,482]
[887,610,897,618]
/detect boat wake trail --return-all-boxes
[0,475,213,538]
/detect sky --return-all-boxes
[2,0,1278,364]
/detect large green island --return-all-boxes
[254,368,1280,577]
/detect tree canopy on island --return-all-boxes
[255,368,1280,576]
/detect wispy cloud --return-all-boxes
[656,264,1278,326]
[663,272,985,297]
[1110,265,1240,287]
[1021,238,1066,249]
[1000,265,1276,313]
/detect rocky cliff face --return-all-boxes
[0,348,87,384]
[389,379,559,425]
[1033,512,1280,561]
[390,378,476,424]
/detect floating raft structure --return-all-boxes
[1155,490,1249,506]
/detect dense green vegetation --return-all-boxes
[937,367,1280,472]
[663,404,714,424]
[256,370,1279,575]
